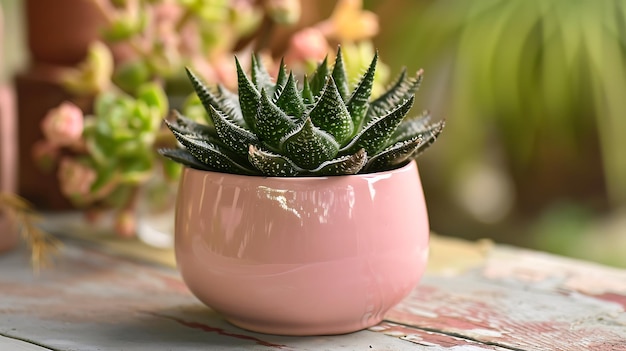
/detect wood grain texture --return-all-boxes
[2,230,626,350]
[0,243,459,351]
[384,246,626,350]
[370,322,511,350]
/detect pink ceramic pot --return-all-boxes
[175,160,429,336]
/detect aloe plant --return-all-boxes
[160,48,444,176]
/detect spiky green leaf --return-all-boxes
[251,54,274,93]
[215,84,246,128]
[167,110,217,139]
[254,89,296,150]
[208,104,259,157]
[346,52,378,130]
[164,117,228,152]
[184,67,219,120]
[309,56,329,96]
[364,136,423,172]
[375,68,422,108]
[331,47,350,101]
[167,128,257,174]
[166,47,444,177]
[235,56,261,128]
[158,148,215,171]
[280,118,340,169]
[275,72,305,119]
[341,96,414,155]
[185,67,246,128]
[308,77,353,144]
[377,68,407,104]
[367,69,423,122]
[388,111,434,144]
[273,58,288,97]
[308,148,367,176]
[248,145,303,176]
[301,75,315,105]
[411,120,445,158]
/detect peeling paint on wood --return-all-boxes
[0,244,443,350]
[483,247,626,294]
[592,292,626,309]
[2,235,626,350]
[385,245,626,351]
[370,322,511,350]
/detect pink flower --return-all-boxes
[286,27,329,64]
[41,102,84,147]
[57,158,96,202]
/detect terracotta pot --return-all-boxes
[17,0,104,209]
[14,66,92,210]
[0,213,18,253]
[25,0,106,66]
[175,160,430,336]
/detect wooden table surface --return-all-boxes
[1,228,626,351]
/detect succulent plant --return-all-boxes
[160,48,444,176]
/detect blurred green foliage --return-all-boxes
[378,0,626,208]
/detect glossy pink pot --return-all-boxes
[175,160,429,336]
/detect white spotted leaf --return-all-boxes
[255,89,296,150]
[248,145,303,176]
[341,96,414,155]
[235,56,261,128]
[280,118,339,169]
[308,77,353,144]
[275,72,305,119]
[346,52,378,130]
[209,104,259,157]
[308,148,367,176]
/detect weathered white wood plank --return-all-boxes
[0,244,485,351]
[0,335,53,351]
[384,246,626,351]
[4,232,626,350]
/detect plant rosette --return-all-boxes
[161,48,444,335]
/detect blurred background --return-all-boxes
[1,0,625,266]
[372,0,626,267]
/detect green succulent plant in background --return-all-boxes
[160,48,444,176]
[380,0,626,207]
[23,0,396,238]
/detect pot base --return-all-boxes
[226,315,382,336]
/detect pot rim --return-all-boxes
[182,160,418,181]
